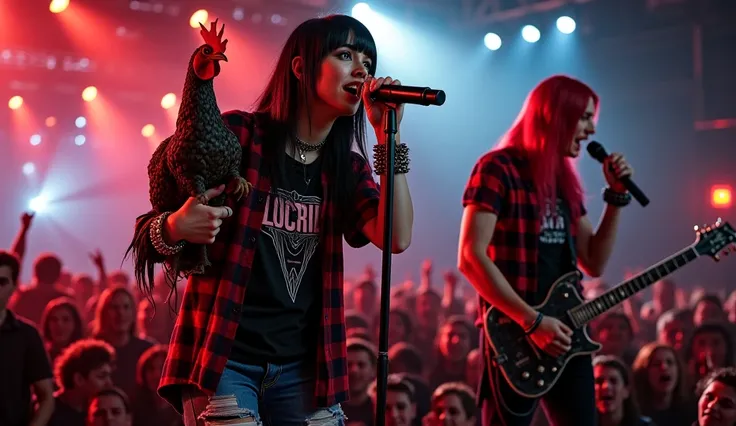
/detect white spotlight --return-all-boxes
[30,134,42,146]
[556,16,576,34]
[75,116,87,128]
[351,2,371,19]
[29,195,48,213]
[521,25,541,43]
[74,135,86,146]
[484,33,502,51]
[22,162,35,176]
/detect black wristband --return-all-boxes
[524,312,544,335]
[603,187,632,207]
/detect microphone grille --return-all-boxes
[586,141,607,162]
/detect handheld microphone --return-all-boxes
[586,141,650,207]
[359,83,446,106]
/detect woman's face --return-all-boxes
[48,306,76,346]
[594,365,628,415]
[314,41,372,118]
[567,96,596,157]
[647,348,679,395]
[143,354,165,391]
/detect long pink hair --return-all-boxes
[496,75,598,220]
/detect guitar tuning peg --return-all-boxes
[716,217,723,225]
[694,225,700,232]
[714,254,721,262]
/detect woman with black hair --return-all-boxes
[130,14,414,426]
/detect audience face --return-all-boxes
[143,354,165,391]
[465,349,481,391]
[647,348,679,395]
[692,331,729,370]
[48,306,77,347]
[104,292,135,335]
[698,380,736,426]
[659,317,688,352]
[653,280,675,312]
[383,390,415,426]
[694,300,726,326]
[594,365,628,416]
[439,323,471,363]
[354,284,376,316]
[389,312,408,345]
[76,364,114,397]
[595,316,632,358]
[432,393,474,426]
[348,349,376,395]
[73,275,95,300]
[0,266,16,312]
[416,292,440,330]
[88,394,131,426]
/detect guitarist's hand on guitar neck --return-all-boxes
[529,315,573,357]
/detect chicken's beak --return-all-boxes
[209,53,228,62]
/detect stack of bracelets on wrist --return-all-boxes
[150,212,185,256]
[373,143,410,175]
[602,187,632,207]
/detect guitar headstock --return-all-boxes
[693,218,736,261]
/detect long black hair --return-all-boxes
[255,14,378,210]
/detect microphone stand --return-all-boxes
[374,106,397,426]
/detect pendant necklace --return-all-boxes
[294,136,326,186]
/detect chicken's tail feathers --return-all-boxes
[123,210,163,300]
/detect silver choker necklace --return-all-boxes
[294,135,326,163]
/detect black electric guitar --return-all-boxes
[484,219,736,398]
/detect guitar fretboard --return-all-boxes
[570,247,699,326]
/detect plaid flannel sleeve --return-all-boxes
[462,153,508,215]
[344,151,380,248]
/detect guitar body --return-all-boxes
[484,271,601,398]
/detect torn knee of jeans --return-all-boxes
[305,404,346,426]
[198,395,261,425]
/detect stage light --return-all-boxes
[82,86,97,102]
[271,14,283,24]
[711,185,732,209]
[45,116,57,127]
[522,25,541,43]
[352,3,371,20]
[74,135,86,146]
[233,7,245,21]
[30,134,42,146]
[29,195,48,213]
[75,116,87,128]
[49,0,69,14]
[22,162,36,176]
[190,9,209,28]
[8,95,23,110]
[484,33,502,51]
[142,124,155,137]
[161,93,177,109]
[556,16,576,34]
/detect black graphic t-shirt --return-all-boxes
[231,154,323,364]
[535,197,574,305]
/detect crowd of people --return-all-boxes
[0,212,734,426]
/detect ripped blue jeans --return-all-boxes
[182,359,345,426]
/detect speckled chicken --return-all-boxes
[126,20,251,292]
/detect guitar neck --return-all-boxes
[570,246,699,326]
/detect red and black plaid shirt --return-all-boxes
[462,147,585,306]
[156,111,380,412]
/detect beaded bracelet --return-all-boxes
[150,212,185,256]
[373,143,410,175]
[603,187,632,207]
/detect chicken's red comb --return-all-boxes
[198,19,228,52]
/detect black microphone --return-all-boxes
[586,141,650,207]
[359,83,446,106]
